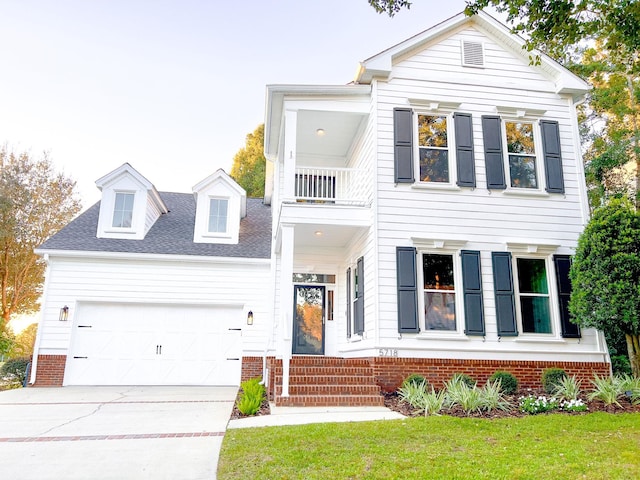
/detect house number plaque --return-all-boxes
[378,348,398,357]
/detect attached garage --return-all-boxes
[64,302,243,386]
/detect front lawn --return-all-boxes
[218,413,640,479]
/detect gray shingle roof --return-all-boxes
[38,193,272,259]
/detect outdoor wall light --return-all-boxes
[316,128,325,136]
[59,305,69,321]
[247,311,254,325]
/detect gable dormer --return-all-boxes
[95,163,168,240]
[192,169,247,244]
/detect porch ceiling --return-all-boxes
[296,110,367,159]
[294,223,367,249]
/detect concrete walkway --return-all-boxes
[228,404,405,429]
[0,386,236,480]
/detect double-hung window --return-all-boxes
[112,192,134,228]
[482,114,565,193]
[515,258,552,333]
[208,198,228,233]
[506,121,538,189]
[422,253,456,331]
[418,114,450,183]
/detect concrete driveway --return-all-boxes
[0,386,237,480]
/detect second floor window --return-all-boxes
[418,114,449,183]
[506,121,538,188]
[112,192,134,228]
[208,198,228,233]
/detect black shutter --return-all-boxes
[491,252,518,336]
[454,113,476,187]
[461,250,485,335]
[481,115,507,189]
[540,120,565,194]
[346,267,352,338]
[394,108,414,183]
[553,255,581,338]
[354,257,365,335]
[396,246,419,333]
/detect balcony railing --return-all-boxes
[294,167,368,205]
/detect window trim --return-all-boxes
[110,191,136,230]
[414,111,457,186]
[206,197,230,236]
[502,118,545,192]
[512,255,556,336]
[416,249,464,336]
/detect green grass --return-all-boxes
[218,413,640,479]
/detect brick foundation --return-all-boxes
[241,356,264,382]
[33,355,67,386]
[371,357,611,393]
[251,356,611,404]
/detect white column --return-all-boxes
[279,223,295,397]
[283,109,297,202]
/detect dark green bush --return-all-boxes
[0,357,30,384]
[611,355,632,376]
[489,371,519,395]
[402,373,427,389]
[236,378,265,416]
[451,373,476,388]
[541,368,567,394]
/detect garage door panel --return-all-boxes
[64,303,243,386]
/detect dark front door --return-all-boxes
[292,285,325,355]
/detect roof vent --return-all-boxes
[462,40,484,67]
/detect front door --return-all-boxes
[292,285,325,355]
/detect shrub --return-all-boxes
[0,357,30,386]
[446,379,485,415]
[236,378,265,416]
[398,381,448,416]
[541,368,567,394]
[617,374,640,404]
[488,371,518,395]
[402,373,428,389]
[450,373,476,388]
[552,375,582,401]
[519,395,559,414]
[610,355,632,376]
[481,380,511,412]
[587,374,621,407]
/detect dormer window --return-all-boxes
[112,192,135,228]
[208,198,229,233]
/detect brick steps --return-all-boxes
[271,356,384,407]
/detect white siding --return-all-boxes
[38,255,271,356]
[371,26,604,363]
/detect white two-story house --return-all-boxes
[32,11,609,406]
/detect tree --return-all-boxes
[230,124,266,198]
[0,147,81,335]
[569,198,640,376]
[10,323,37,358]
[368,0,411,16]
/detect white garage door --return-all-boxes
[64,303,243,386]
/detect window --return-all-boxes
[418,114,449,183]
[208,198,228,233]
[112,192,134,228]
[506,121,538,188]
[422,254,456,331]
[516,258,551,333]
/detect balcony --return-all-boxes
[293,167,368,206]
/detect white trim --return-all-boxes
[34,249,271,265]
[413,110,457,187]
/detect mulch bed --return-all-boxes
[383,390,640,418]
[231,389,639,420]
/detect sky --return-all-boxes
[0,0,478,210]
